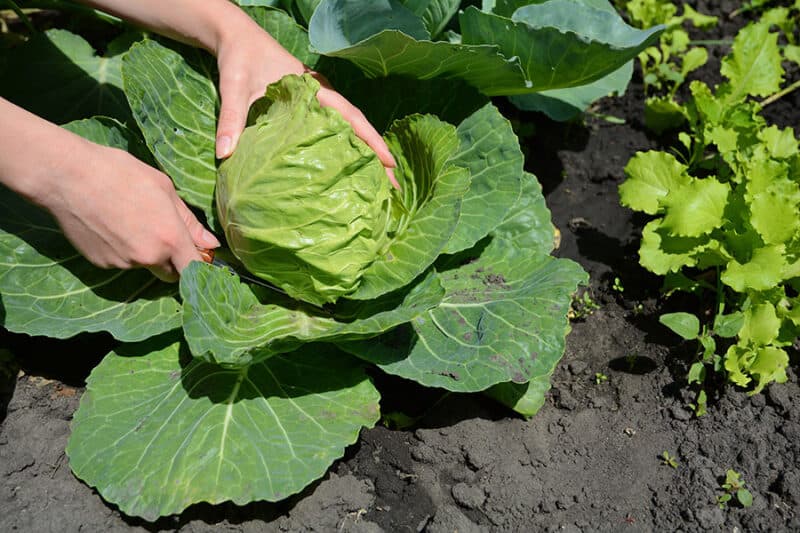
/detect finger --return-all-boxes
[317,88,397,169]
[174,197,221,249]
[216,73,250,159]
[172,238,203,275]
[385,167,400,190]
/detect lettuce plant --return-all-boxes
[0,8,590,518]
[619,18,800,402]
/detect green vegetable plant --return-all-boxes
[612,276,624,292]
[659,309,740,415]
[617,0,717,133]
[661,450,678,468]
[717,469,753,509]
[620,15,800,401]
[285,0,664,120]
[0,1,629,520]
[569,288,601,319]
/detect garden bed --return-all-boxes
[2,1,800,531]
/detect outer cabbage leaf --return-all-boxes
[180,261,444,366]
[500,0,638,118]
[413,0,460,38]
[122,40,219,224]
[461,2,661,91]
[309,0,529,95]
[309,0,660,98]
[0,118,180,341]
[322,62,489,132]
[342,249,585,392]
[481,172,567,416]
[342,173,586,392]
[0,29,134,125]
[483,171,558,258]
[67,335,379,521]
[485,373,553,418]
[65,116,155,167]
[494,0,620,17]
[350,114,471,299]
[442,103,523,254]
[217,75,392,306]
[509,62,632,120]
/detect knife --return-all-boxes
[197,247,290,296]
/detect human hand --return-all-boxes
[40,140,220,282]
[213,16,399,188]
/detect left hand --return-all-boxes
[213,17,399,188]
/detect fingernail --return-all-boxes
[387,167,401,190]
[216,136,232,158]
[200,229,221,248]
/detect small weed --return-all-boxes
[594,372,608,385]
[661,451,678,468]
[612,277,624,292]
[569,289,600,319]
[717,469,753,509]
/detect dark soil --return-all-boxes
[3,3,800,531]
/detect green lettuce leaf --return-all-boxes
[722,21,784,103]
[619,151,692,215]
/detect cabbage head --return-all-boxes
[216,74,393,306]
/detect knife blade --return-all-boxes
[197,247,289,296]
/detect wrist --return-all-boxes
[214,10,304,73]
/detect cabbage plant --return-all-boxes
[0,2,618,521]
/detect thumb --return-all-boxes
[174,197,221,250]
[216,78,249,159]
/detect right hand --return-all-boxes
[40,140,220,282]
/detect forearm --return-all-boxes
[0,97,87,206]
[78,0,296,61]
